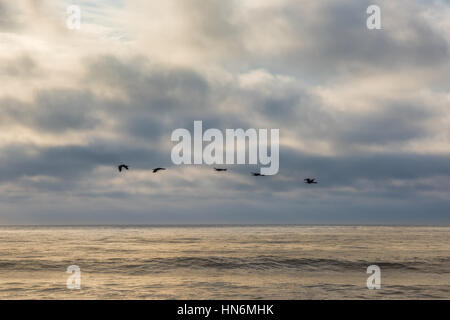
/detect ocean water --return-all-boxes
[0,225,448,299]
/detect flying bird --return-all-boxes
[251,172,265,176]
[214,168,227,172]
[152,167,166,173]
[304,178,318,184]
[118,164,129,172]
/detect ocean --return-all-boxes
[0,225,448,299]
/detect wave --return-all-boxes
[1,255,448,274]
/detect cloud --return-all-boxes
[0,1,449,224]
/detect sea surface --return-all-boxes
[0,225,448,299]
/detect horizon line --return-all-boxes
[1,223,449,227]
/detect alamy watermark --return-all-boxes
[171,121,279,175]
[366,265,381,289]
[66,5,81,30]
[66,265,81,290]
[366,5,381,30]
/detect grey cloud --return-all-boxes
[0,140,168,185]
[83,56,255,137]
[1,89,100,133]
[309,0,448,67]
[0,1,19,30]
[237,0,449,78]
[1,54,442,190]
[232,80,435,149]
[336,103,434,146]
[34,89,100,132]
[1,55,40,77]
[85,56,210,113]
[177,0,241,49]
[280,148,450,186]
[0,0,449,224]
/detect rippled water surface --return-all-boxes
[0,226,448,299]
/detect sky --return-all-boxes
[0,0,449,225]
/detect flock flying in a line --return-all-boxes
[117,164,318,184]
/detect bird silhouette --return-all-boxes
[214,168,227,172]
[152,167,166,173]
[304,178,317,184]
[251,172,265,176]
[118,164,129,172]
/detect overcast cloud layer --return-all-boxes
[0,0,449,224]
